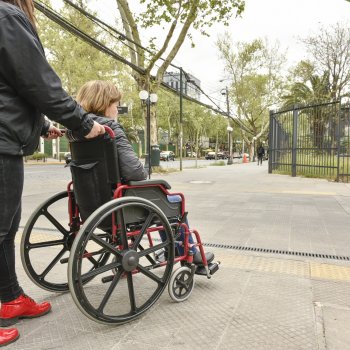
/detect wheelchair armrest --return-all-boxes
[127,179,171,189]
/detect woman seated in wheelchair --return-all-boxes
[67,80,214,266]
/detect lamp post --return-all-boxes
[179,68,183,171]
[253,136,257,162]
[221,87,233,165]
[139,90,158,179]
[227,126,233,165]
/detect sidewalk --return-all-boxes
[10,162,350,349]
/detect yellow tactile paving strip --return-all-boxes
[218,251,350,282]
[17,232,350,283]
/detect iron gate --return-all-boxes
[268,101,350,182]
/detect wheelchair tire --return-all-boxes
[68,196,175,325]
[20,191,111,292]
[168,266,195,302]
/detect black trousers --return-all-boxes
[0,155,24,303]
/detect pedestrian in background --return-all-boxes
[0,0,104,347]
[257,144,265,166]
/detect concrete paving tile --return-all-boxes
[322,306,350,350]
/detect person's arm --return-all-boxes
[0,12,92,137]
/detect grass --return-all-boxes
[152,166,178,174]
[209,161,226,166]
[272,152,350,181]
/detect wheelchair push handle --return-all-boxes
[103,125,115,138]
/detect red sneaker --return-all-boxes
[0,328,19,347]
[0,295,51,327]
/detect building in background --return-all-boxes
[163,72,201,101]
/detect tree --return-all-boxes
[37,0,127,95]
[217,36,285,159]
[282,61,333,150]
[116,0,245,145]
[282,61,331,108]
[302,22,350,100]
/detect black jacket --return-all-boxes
[0,2,93,156]
[257,146,265,156]
[66,116,148,182]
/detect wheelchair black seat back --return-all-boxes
[69,134,119,223]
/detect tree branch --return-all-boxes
[116,0,145,70]
[155,0,199,84]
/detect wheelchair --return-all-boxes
[20,127,219,325]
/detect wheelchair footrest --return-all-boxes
[101,275,114,283]
[195,262,219,276]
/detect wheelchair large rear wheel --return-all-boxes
[21,191,111,292]
[68,197,175,325]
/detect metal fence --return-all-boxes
[268,101,350,182]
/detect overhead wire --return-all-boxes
[34,0,249,130]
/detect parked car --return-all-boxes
[160,151,175,161]
[64,152,71,164]
[205,151,216,160]
[217,152,228,160]
[187,151,197,157]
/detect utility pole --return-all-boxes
[221,87,233,165]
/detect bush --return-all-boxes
[28,152,48,161]
[210,161,226,166]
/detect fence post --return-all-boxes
[268,110,273,174]
[337,99,342,182]
[292,106,298,177]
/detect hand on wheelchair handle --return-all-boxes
[85,121,105,139]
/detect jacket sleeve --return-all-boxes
[40,118,51,137]
[0,12,93,136]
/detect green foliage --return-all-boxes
[210,160,226,166]
[282,61,331,108]
[302,22,350,100]
[137,0,245,36]
[28,152,48,161]
[217,36,285,147]
[37,0,127,95]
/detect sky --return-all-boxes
[52,0,350,109]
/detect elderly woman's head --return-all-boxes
[76,80,122,119]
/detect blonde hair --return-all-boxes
[76,80,122,116]
[2,0,36,29]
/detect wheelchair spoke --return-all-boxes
[97,269,123,313]
[138,241,168,258]
[28,239,65,249]
[39,247,67,279]
[137,265,163,284]
[132,213,155,250]
[137,244,157,265]
[83,251,98,268]
[126,272,137,314]
[42,209,69,236]
[91,234,122,257]
[81,261,121,281]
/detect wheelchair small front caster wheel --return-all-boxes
[168,266,195,302]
